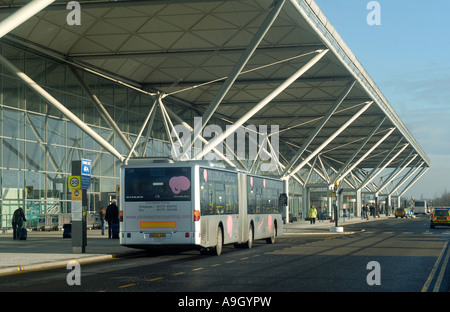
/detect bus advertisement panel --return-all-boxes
[121,166,193,246]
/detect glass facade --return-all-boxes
[0,43,182,228]
[0,43,303,229]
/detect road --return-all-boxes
[0,215,449,295]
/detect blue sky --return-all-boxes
[314,0,450,200]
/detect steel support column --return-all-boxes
[70,66,137,157]
[196,49,329,160]
[335,127,395,184]
[398,167,429,197]
[376,152,418,194]
[359,142,409,191]
[0,54,125,162]
[389,161,425,195]
[332,117,386,181]
[0,0,55,39]
[287,100,373,178]
[282,80,356,177]
[124,97,158,163]
[182,0,286,160]
[163,105,236,168]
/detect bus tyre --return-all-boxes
[214,226,223,256]
[245,225,253,249]
[266,224,276,244]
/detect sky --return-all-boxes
[314,0,450,200]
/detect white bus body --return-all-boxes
[414,200,427,214]
[119,159,284,255]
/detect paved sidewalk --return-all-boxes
[0,215,389,276]
[284,215,390,234]
[0,230,135,276]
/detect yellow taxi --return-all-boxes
[430,208,450,229]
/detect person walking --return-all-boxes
[99,207,106,236]
[12,207,27,240]
[308,205,317,225]
[105,199,119,239]
[370,205,376,219]
[365,204,370,220]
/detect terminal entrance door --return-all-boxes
[88,193,100,213]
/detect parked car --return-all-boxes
[395,207,413,219]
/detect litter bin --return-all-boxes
[63,223,72,238]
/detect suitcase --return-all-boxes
[19,228,27,240]
[63,223,72,238]
[112,222,119,239]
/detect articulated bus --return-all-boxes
[119,158,284,255]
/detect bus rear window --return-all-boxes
[125,167,191,201]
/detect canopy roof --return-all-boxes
[0,0,429,194]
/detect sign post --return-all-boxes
[70,159,90,253]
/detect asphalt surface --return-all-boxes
[0,215,373,276]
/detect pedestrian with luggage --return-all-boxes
[99,207,106,236]
[12,207,27,240]
[105,199,119,239]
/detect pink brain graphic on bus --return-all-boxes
[169,176,190,194]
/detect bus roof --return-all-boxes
[122,157,282,180]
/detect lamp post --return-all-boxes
[333,181,339,228]
[331,181,344,233]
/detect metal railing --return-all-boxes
[1,212,102,231]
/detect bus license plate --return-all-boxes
[149,233,167,238]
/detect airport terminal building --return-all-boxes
[0,0,429,229]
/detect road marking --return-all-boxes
[210,263,221,267]
[433,243,450,292]
[147,277,163,282]
[118,283,135,288]
[193,267,204,271]
[422,241,448,292]
[172,272,184,276]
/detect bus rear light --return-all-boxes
[185,232,190,238]
[193,210,200,221]
[119,211,123,222]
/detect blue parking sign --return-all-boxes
[81,159,91,189]
[81,159,91,176]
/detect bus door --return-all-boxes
[238,173,248,244]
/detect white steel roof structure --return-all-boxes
[0,0,430,198]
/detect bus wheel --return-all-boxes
[214,226,223,256]
[266,225,276,244]
[245,224,253,249]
